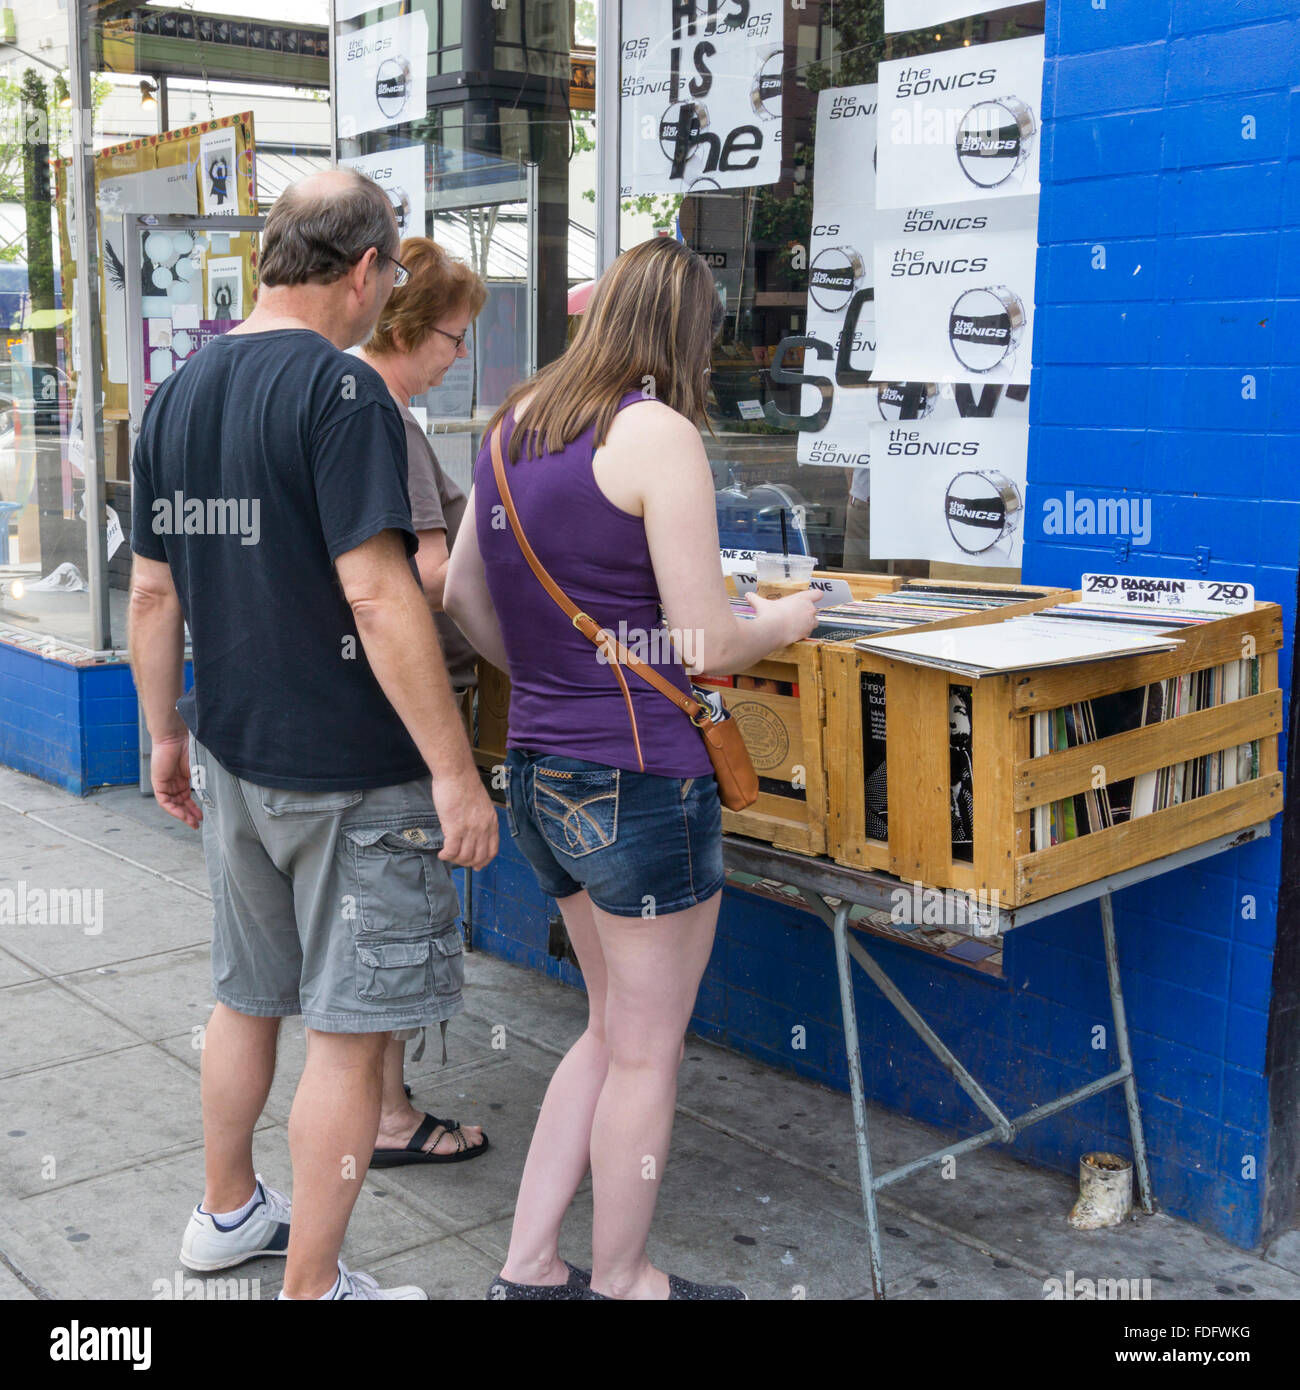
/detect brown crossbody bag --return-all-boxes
[490,421,758,812]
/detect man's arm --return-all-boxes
[335,529,498,870]
[127,554,201,828]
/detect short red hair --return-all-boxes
[367,236,488,355]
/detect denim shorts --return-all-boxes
[504,749,724,918]
[190,735,464,1033]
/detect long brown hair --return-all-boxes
[488,236,724,464]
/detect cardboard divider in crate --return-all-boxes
[825,596,1282,908]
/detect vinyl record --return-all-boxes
[943,468,1023,554]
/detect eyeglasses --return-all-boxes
[431,325,467,349]
[379,251,411,288]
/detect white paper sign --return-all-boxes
[798,84,878,469]
[877,35,1044,209]
[619,0,782,196]
[1079,575,1256,613]
[105,506,124,561]
[885,0,1020,32]
[872,209,1036,384]
[198,128,238,215]
[870,417,1028,566]
[808,577,856,607]
[341,145,425,236]
[334,0,377,21]
[336,13,429,138]
[720,547,759,573]
[171,302,200,329]
[205,256,244,319]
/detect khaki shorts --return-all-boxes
[190,735,465,1034]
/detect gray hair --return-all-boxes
[259,168,398,288]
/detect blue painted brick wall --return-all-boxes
[0,642,193,794]
[470,2,1300,1251]
[1021,1,1298,1247]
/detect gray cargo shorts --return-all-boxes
[189,734,464,1034]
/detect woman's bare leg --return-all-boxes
[588,892,721,1300]
[499,889,609,1284]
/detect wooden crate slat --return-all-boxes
[707,639,828,855]
[1259,651,1279,776]
[1013,689,1283,811]
[1015,774,1282,904]
[821,584,1072,872]
[1012,606,1282,711]
[971,674,1018,897]
[885,660,956,883]
[723,796,818,855]
[822,643,893,869]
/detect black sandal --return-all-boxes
[369,1112,490,1168]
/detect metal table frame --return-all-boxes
[722,822,1271,1299]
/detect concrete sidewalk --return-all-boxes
[2,761,1298,1302]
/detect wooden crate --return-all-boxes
[473,660,511,775]
[705,571,906,855]
[697,637,828,854]
[824,598,1283,907]
[823,579,1071,873]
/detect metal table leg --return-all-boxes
[1100,891,1154,1213]
[831,902,885,1299]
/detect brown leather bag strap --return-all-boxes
[489,421,711,731]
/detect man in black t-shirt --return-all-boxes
[128,168,497,1301]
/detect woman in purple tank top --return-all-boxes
[446,238,818,1301]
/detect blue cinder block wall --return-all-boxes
[470,2,1300,1251]
[0,643,193,795]
[1023,0,1300,1247]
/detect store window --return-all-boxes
[336,0,572,492]
[615,1,1046,582]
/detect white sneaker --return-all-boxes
[278,1260,427,1300]
[180,1176,292,1272]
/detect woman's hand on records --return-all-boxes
[745,588,820,646]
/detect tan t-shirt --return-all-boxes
[399,402,478,692]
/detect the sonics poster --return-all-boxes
[767,36,1043,567]
[619,0,783,196]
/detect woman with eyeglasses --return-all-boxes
[359,236,492,1169]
